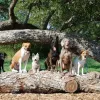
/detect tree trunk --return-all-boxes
[0,29,100,62]
[0,71,78,93]
[0,71,100,93]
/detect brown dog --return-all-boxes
[10,42,31,73]
[58,38,72,72]
[45,36,59,71]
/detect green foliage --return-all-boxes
[0,0,11,21]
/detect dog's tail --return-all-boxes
[10,61,15,69]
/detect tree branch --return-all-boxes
[60,16,74,31]
[43,10,55,30]
[9,0,18,23]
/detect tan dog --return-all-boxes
[72,50,88,76]
[58,38,72,72]
[10,43,31,73]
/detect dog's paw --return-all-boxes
[82,73,85,76]
[12,69,18,73]
[22,69,27,73]
[19,70,23,73]
[76,74,80,76]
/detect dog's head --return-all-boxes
[51,36,59,52]
[61,38,70,49]
[32,53,39,63]
[80,50,88,60]
[22,42,31,51]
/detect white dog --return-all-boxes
[72,50,88,76]
[10,43,31,73]
[32,53,40,73]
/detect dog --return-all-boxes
[10,42,31,73]
[72,50,88,76]
[0,52,7,74]
[32,53,40,73]
[58,38,72,73]
[45,36,59,71]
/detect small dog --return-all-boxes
[32,53,40,73]
[72,50,88,76]
[0,52,7,74]
[45,36,59,71]
[58,38,72,73]
[10,42,31,73]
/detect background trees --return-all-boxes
[0,0,100,60]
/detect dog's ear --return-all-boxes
[22,43,25,46]
[86,50,89,55]
[32,53,35,57]
[61,38,65,47]
[80,49,85,54]
[36,53,39,56]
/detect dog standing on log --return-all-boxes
[72,50,88,76]
[0,52,7,74]
[58,38,72,73]
[10,43,31,73]
[45,36,59,71]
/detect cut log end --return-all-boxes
[64,80,78,93]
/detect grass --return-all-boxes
[2,57,100,73]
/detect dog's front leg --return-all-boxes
[69,61,72,74]
[37,65,40,73]
[23,60,28,73]
[19,58,22,73]
[50,58,52,71]
[77,63,80,76]
[82,67,85,75]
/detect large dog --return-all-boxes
[72,50,88,76]
[0,52,7,74]
[58,38,72,73]
[45,36,59,71]
[10,43,31,73]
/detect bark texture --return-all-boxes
[76,72,100,93]
[0,71,77,93]
[0,71,100,93]
[0,29,99,62]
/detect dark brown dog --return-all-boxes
[45,36,59,71]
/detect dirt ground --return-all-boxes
[0,93,100,100]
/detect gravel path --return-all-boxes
[0,93,100,100]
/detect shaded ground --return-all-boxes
[0,93,100,100]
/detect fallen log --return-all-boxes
[0,71,100,93]
[0,71,78,93]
